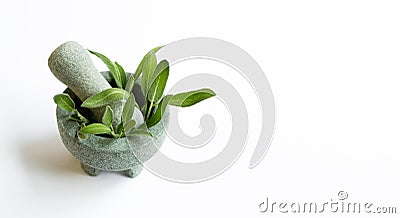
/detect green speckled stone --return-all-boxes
[56,99,169,177]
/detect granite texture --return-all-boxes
[48,41,123,127]
[56,89,169,177]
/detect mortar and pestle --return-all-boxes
[49,41,169,177]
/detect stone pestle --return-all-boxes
[48,41,124,127]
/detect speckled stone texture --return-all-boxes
[56,72,169,177]
[48,41,123,127]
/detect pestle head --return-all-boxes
[49,41,125,126]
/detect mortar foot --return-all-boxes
[124,164,143,178]
[81,162,101,176]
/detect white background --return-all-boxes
[1,0,400,217]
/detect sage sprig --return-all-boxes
[102,106,113,127]
[54,93,75,112]
[54,94,89,124]
[140,58,216,127]
[54,46,216,141]
[121,94,135,125]
[133,46,163,82]
[146,60,169,120]
[124,46,164,93]
[88,50,127,89]
[141,52,157,96]
[81,88,130,108]
[146,94,172,128]
[79,123,113,135]
[168,88,216,107]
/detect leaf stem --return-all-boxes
[73,109,90,124]
[142,101,148,118]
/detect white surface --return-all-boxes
[1,0,400,217]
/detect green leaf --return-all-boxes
[79,123,112,135]
[116,122,124,135]
[122,94,135,124]
[123,119,137,133]
[126,129,153,137]
[133,58,145,82]
[81,88,130,108]
[77,132,88,140]
[169,88,216,107]
[125,74,135,93]
[146,95,172,128]
[69,112,89,124]
[133,46,164,82]
[147,60,169,103]
[88,50,123,88]
[102,106,113,127]
[54,93,75,112]
[69,114,81,122]
[115,62,127,89]
[141,52,157,96]
[137,122,148,130]
[150,46,164,54]
[76,111,90,124]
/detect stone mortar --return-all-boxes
[56,72,169,177]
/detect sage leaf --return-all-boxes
[125,74,135,93]
[150,46,163,54]
[137,122,148,130]
[124,119,137,133]
[126,129,153,137]
[133,45,164,81]
[54,93,75,112]
[169,88,216,107]
[116,122,123,135]
[147,60,169,103]
[133,58,144,82]
[102,106,113,127]
[79,123,112,135]
[88,50,123,88]
[115,61,127,89]
[146,95,172,128]
[77,132,88,140]
[81,88,130,108]
[141,52,157,96]
[122,94,135,124]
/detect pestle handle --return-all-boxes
[48,41,123,126]
[48,41,111,101]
